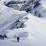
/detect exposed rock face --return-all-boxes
[8,4,19,10]
[1,0,44,18]
[4,0,40,11]
[20,0,41,11]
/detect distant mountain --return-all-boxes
[0,0,46,18]
[4,0,40,11]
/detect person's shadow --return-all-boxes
[12,40,17,42]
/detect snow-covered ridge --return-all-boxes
[3,0,46,18]
[0,4,28,34]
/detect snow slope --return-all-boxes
[0,4,27,34]
[25,14,46,42]
[0,0,46,46]
[40,0,46,8]
[0,13,46,46]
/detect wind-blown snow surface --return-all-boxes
[40,0,46,8]
[25,14,46,41]
[0,4,27,34]
[0,13,46,46]
[0,4,46,46]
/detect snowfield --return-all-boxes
[40,0,46,8]
[0,13,46,46]
[0,0,46,46]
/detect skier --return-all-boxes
[17,37,20,42]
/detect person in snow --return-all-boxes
[17,37,20,42]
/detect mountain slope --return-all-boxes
[0,4,27,34]
[0,0,46,46]
[0,13,46,46]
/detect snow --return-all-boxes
[0,12,46,46]
[4,28,29,38]
[0,0,46,46]
[24,13,46,46]
[0,39,39,46]
[0,4,7,12]
[40,0,46,8]
[0,4,27,34]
